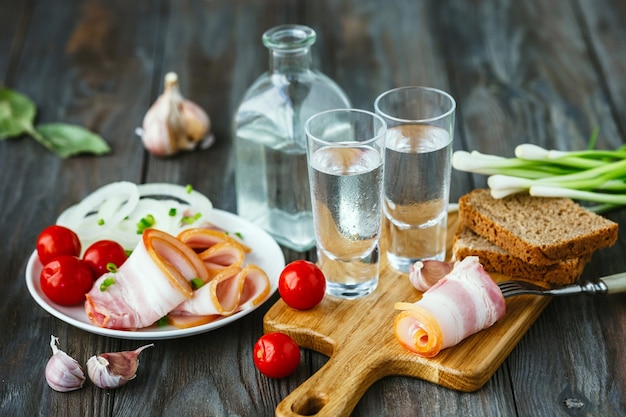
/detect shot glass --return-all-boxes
[305,109,386,299]
[374,86,456,272]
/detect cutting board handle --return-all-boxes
[275,343,384,417]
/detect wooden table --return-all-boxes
[1,0,625,416]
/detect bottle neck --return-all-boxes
[269,47,312,74]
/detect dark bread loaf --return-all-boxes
[458,189,618,265]
[452,226,591,286]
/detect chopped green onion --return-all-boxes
[181,212,202,225]
[97,218,105,226]
[224,231,244,240]
[186,184,193,194]
[136,214,156,234]
[156,316,170,327]
[191,278,205,290]
[168,208,177,216]
[106,263,118,273]
[99,277,115,291]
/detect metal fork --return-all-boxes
[497,272,626,298]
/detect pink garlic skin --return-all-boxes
[87,344,154,389]
[409,259,455,292]
[45,335,86,392]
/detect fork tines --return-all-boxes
[497,280,547,298]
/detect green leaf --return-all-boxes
[0,87,37,139]
[35,123,111,158]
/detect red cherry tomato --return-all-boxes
[83,240,128,278]
[40,256,95,306]
[278,260,326,310]
[253,332,300,378]
[36,225,81,265]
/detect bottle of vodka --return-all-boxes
[233,24,351,251]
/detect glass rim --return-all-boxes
[304,108,387,147]
[374,86,456,124]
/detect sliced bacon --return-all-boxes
[168,314,219,329]
[197,242,245,277]
[394,256,505,358]
[85,229,207,330]
[177,228,251,254]
[171,264,271,317]
[236,264,271,310]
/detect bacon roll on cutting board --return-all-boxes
[394,256,505,358]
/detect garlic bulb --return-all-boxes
[87,344,154,389]
[45,335,86,392]
[140,72,213,156]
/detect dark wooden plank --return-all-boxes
[1,0,625,416]
[435,0,626,416]
[566,0,626,413]
[0,0,28,80]
[576,0,626,139]
[0,0,164,416]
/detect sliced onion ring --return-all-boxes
[137,183,213,215]
[56,181,140,234]
[56,182,214,251]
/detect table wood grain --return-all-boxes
[1,0,625,416]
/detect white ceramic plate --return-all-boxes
[26,209,285,340]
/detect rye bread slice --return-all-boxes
[458,189,618,265]
[452,226,591,286]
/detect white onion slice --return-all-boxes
[55,182,213,251]
[56,182,140,241]
[137,183,213,215]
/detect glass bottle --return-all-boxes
[233,24,351,251]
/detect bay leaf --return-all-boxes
[36,123,111,158]
[0,87,37,139]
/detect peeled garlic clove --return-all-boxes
[87,344,154,389]
[409,260,455,292]
[45,335,86,392]
[140,72,212,156]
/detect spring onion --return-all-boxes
[181,212,202,225]
[156,316,170,327]
[452,143,626,212]
[136,214,156,234]
[99,277,115,291]
[190,278,205,290]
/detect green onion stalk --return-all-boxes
[452,143,626,212]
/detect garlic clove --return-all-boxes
[409,260,455,292]
[87,344,154,389]
[141,96,177,156]
[178,99,211,144]
[140,72,212,156]
[45,335,86,392]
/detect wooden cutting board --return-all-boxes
[263,211,551,417]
